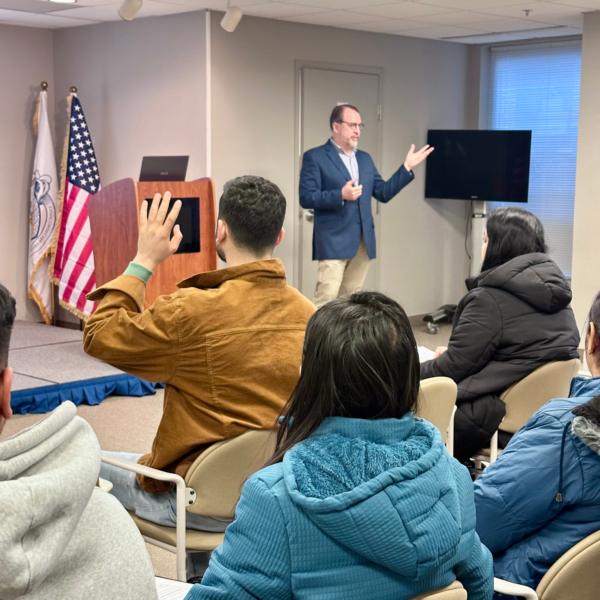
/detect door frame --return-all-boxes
[293,60,384,293]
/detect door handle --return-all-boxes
[305,209,314,223]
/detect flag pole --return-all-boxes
[38,81,57,326]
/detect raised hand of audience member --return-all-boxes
[403,144,434,172]
[133,192,183,272]
[434,346,448,359]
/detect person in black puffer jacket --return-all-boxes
[421,207,580,463]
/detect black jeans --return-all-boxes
[453,395,506,463]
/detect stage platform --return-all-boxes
[9,320,157,414]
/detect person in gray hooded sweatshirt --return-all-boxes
[0,283,158,600]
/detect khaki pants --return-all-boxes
[314,237,371,308]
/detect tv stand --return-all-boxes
[470,200,487,277]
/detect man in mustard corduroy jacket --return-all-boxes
[83,176,315,580]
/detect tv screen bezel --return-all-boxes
[424,129,532,203]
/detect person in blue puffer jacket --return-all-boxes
[475,290,600,597]
[185,291,493,600]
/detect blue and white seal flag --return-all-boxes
[28,89,58,325]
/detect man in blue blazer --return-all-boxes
[300,104,433,306]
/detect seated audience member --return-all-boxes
[421,207,579,462]
[0,284,158,599]
[474,290,600,595]
[184,292,493,600]
[83,176,315,580]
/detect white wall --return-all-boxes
[53,10,209,188]
[210,13,473,315]
[50,11,208,324]
[572,11,600,335]
[0,25,54,321]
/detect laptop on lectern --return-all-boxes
[139,156,189,182]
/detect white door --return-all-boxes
[298,67,381,299]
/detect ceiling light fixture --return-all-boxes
[119,0,143,21]
[47,0,77,4]
[221,1,242,33]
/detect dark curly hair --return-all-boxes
[218,175,286,256]
[0,284,16,370]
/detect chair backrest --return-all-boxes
[537,530,600,600]
[500,359,581,434]
[185,429,277,519]
[409,581,467,600]
[416,377,458,444]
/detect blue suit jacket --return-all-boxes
[299,140,414,260]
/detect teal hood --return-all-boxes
[282,413,463,579]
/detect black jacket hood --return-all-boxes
[466,253,571,314]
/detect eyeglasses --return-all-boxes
[337,121,365,130]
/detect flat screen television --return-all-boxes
[425,130,532,203]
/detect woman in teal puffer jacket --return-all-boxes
[185,292,493,600]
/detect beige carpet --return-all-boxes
[2,316,451,580]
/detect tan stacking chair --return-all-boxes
[478,358,580,464]
[103,379,457,582]
[416,377,458,456]
[101,429,276,581]
[494,530,600,600]
[410,581,467,600]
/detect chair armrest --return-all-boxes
[101,452,191,582]
[494,578,538,599]
[97,477,114,493]
[101,452,185,487]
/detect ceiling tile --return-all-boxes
[402,24,488,38]
[242,2,330,17]
[282,9,384,24]
[402,10,510,25]
[532,11,584,26]
[55,0,201,21]
[344,17,439,30]
[0,7,97,26]
[349,2,457,19]
[0,0,73,13]
[279,0,406,9]
[459,15,563,31]
[418,0,529,9]
[544,0,600,8]
[473,1,589,17]
[156,0,265,7]
[446,24,583,43]
[51,3,127,20]
[71,0,129,6]
[132,1,203,15]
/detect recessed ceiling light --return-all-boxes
[47,0,77,4]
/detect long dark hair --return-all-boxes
[267,291,420,466]
[585,290,600,355]
[481,207,548,273]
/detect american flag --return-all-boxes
[51,94,100,317]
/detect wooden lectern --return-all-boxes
[89,178,217,308]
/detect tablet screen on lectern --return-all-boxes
[140,156,189,182]
[146,197,200,254]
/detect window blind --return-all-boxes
[489,40,582,276]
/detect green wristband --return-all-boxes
[124,261,153,284]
